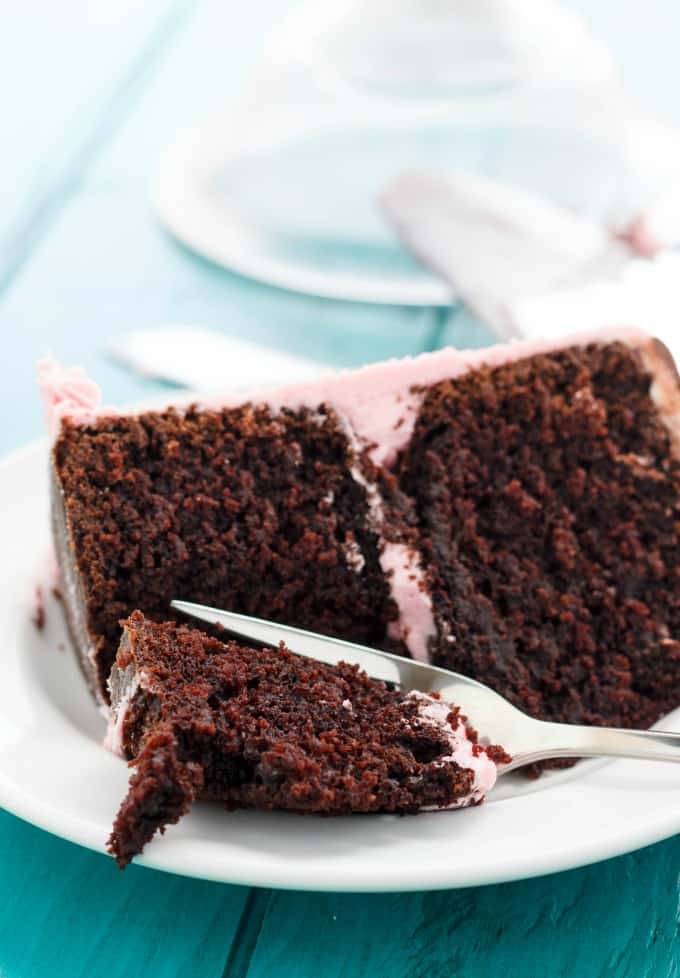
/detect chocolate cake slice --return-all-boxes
[107,612,505,868]
[41,326,680,737]
[399,338,680,730]
[49,398,415,703]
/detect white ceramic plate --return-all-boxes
[153,109,454,307]
[1,440,678,891]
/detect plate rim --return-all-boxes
[152,106,455,307]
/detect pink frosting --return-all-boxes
[407,692,498,807]
[381,543,434,662]
[37,356,104,438]
[102,696,130,756]
[42,325,648,451]
[206,324,649,467]
[103,667,140,756]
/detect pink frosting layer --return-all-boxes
[381,543,433,662]
[406,692,498,807]
[104,665,143,756]
[37,356,104,438]
[103,683,135,756]
[251,325,648,467]
[43,325,648,454]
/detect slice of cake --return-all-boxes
[398,338,680,730]
[41,326,680,736]
[107,612,506,867]
[46,388,418,702]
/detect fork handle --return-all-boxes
[502,721,680,772]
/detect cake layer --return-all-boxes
[107,612,505,867]
[50,401,413,701]
[399,339,680,729]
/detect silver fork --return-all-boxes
[172,600,680,774]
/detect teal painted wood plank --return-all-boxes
[0,0,435,456]
[0,810,249,978]
[0,0,192,259]
[243,837,680,978]
[0,183,439,455]
[93,0,297,174]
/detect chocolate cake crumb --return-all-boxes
[52,404,412,700]
[32,587,45,632]
[399,341,680,733]
[107,612,503,867]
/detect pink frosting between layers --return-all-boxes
[332,411,436,661]
[406,692,498,807]
[103,687,134,756]
[104,667,141,756]
[381,543,433,663]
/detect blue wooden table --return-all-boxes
[1,3,678,975]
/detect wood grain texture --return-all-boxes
[0,0,195,286]
[0,1,437,455]
[243,838,680,978]
[0,183,439,452]
[0,810,249,978]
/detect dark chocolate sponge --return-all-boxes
[52,403,411,700]
[399,341,680,731]
[108,612,505,868]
